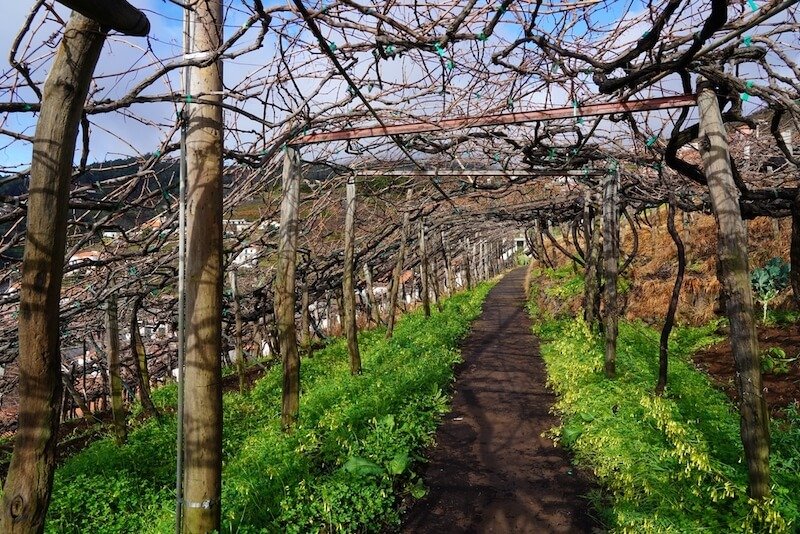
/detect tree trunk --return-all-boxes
[61,371,92,424]
[105,297,127,445]
[656,197,686,395]
[130,297,157,418]
[0,13,106,533]
[276,146,301,430]
[386,190,412,338]
[182,2,224,530]
[342,176,361,375]
[697,81,770,500]
[419,221,432,317]
[229,271,246,393]
[603,169,619,378]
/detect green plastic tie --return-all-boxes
[185,94,193,103]
[507,97,514,111]
[446,59,454,71]
[327,41,337,52]
[547,148,556,161]
[384,44,395,55]
[129,266,138,275]
[740,92,750,102]
[434,43,446,57]
[475,92,481,99]
[642,30,650,38]
[498,4,507,14]
[747,0,757,11]
[153,150,161,157]
[23,103,32,111]
[493,153,501,162]
[646,135,658,147]
[477,32,488,42]
[745,80,754,89]
[742,35,752,47]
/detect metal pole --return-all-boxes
[175,6,190,533]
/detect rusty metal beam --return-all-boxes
[291,95,696,146]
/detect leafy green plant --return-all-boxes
[750,257,790,322]
[46,282,495,533]
[760,347,793,375]
[527,266,797,532]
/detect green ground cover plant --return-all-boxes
[528,274,799,533]
[46,282,493,533]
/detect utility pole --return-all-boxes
[343,175,361,374]
[181,1,224,532]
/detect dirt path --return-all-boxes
[402,268,597,533]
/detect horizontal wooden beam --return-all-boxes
[291,95,696,146]
[56,0,150,36]
[355,169,604,177]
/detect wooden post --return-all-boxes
[464,239,473,290]
[0,12,106,533]
[386,190,412,338]
[430,257,443,312]
[791,195,800,307]
[363,263,381,326]
[440,231,454,295]
[697,81,770,499]
[106,296,127,445]
[276,146,301,429]
[480,240,488,281]
[54,0,150,35]
[300,277,311,348]
[584,199,602,329]
[229,271,246,393]
[419,220,432,317]
[182,1,224,531]
[342,176,362,374]
[603,168,620,378]
[130,297,157,418]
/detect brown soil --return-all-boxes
[694,323,800,417]
[402,268,598,533]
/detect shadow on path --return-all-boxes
[402,267,598,533]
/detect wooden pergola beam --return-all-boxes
[56,0,150,36]
[291,95,696,146]
[355,169,605,177]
